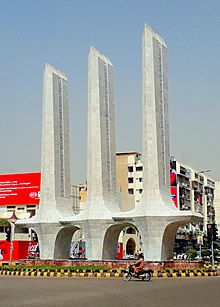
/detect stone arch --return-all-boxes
[54,225,80,259]
[103,222,139,259]
[161,221,190,260]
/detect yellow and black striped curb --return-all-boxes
[0,270,219,278]
[0,262,19,266]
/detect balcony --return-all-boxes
[194,203,203,214]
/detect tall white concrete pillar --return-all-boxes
[138,23,175,213]
[85,47,120,216]
[16,64,73,259]
[128,23,202,260]
[40,63,72,217]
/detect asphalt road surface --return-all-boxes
[1,276,220,307]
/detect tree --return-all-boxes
[186,249,197,260]
[201,249,211,260]
[0,219,9,225]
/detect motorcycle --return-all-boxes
[123,265,153,282]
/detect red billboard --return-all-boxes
[170,161,178,208]
[170,186,178,208]
[0,241,39,261]
[116,242,123,259]
[0,173,41,206]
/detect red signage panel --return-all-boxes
[0,173,41,205]
[170,186,178,208]
[116,242,123,259]
[0,241,39,261]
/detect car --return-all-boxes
[176,253,187,260]
[125,254,135,259]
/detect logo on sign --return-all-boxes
[29,192,38,198]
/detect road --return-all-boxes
[0,276,220,307]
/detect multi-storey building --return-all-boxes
[116,152,215,223]
[77,151,216,257]
[115,152,216,256]
[116,152,143,211]
[214,182,220,235]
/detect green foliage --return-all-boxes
[0,265,109,272]
[186,249,197,260]
[0,219,9,225]
[201,249,211,256]
[201,249,211,260]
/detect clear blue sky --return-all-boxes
[0,0,219,184]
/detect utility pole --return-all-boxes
[207,223,216,270]
[9,221,15,265]
[211,239,215,270]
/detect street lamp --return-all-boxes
[198,169,216,269]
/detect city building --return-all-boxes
[115,152,215,255]
[78,151,216,257]
[214,182,220,235]
[116,152,143,210]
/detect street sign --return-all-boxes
[197,235,203,245]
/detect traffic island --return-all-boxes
[0,265,219,278]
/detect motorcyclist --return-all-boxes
[133,252,145,276]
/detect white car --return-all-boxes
[125,254,135,259]
[176,253,187,260]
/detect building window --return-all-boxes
[128,189,134,194]
[128,166,133,172]
[128,178,133,183]
[139,189,143,194]
[126,227,136,234]
[20,227,29,233]
[136,166,143,172]
[139,178,143,182]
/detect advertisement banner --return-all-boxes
[170,161,178,208]
[0,240,37,261]
[116,242,123,259]
[69,241,86,259]
[0,173,41,205]
[170,186,178,208]
[27,241,39,259]
[170,161,177,186]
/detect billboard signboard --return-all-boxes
[0,240,39,261]
[170,161,178,208]
[170,186,178,208]
[69,241,86,259]
[0,172,41,205]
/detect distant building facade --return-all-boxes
[77,151,216,256]
[115,152,216,255]
[214,182,220,235]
